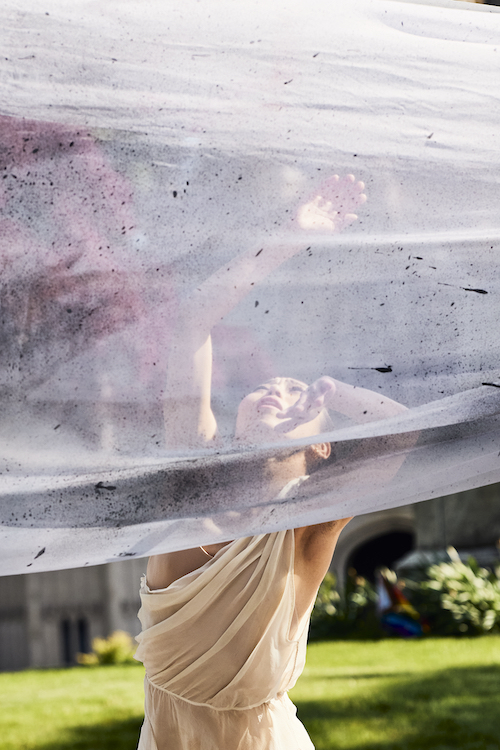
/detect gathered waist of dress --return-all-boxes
[145,675,288,713]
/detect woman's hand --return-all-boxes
[275,376,336,432]
[296,174,366,232]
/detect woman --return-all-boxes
[135,175,409,749]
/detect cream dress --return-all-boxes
[134,529,314,750]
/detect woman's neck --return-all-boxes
[261,450,307,501]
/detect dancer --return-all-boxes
[135,175,409,750]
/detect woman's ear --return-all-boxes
[305,441,332,473]
[310,442,331,461]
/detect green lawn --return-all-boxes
[292,637,500,750]
[0,664,144,750]
[1,637,500,750]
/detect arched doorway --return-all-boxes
[347,531,415,582]
[329,507,416,589]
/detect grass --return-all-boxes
[1,637,499,749]
[0,665,144,750]
[291,637,500,750]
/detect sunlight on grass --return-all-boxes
[291,638,500,750]
[0,665,145,750]
[1,638,499,749]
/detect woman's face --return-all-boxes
[235,377,327,443]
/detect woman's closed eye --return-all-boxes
[252,385,268,393]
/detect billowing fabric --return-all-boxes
[1,0,500,574]
[135,529,313,750]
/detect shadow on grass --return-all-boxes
[308,672,415,680]
[296,664,500,750]
[28,664,500,750]
[36,716,143,750]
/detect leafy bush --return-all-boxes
[310,571,383,640]
[309,572,342,640]
[77,630,138,666]
[310,549,500,640]
[404,549,500,636]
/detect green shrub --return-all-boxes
[309,572,342,640]
[310,571,383,640]
[310,549,500,641]
[77,630,138,666]
[406,549,500,636]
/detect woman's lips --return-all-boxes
[258,397,282,410]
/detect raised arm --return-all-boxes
[163,176,366,449]
[275,375,407,433]
[290,376,417,614]
[269,370,418,619]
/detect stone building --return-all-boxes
[0,557,145,672]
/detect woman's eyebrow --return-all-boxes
[287,381,306,390]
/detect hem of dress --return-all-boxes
[145,675,287,713]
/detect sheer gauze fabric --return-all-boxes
[1,0,500,575]
[135,528,313,750]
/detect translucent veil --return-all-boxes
[1,0,500,575]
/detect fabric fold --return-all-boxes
[135,529,314,749]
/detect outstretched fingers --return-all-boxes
[296,173,366,233]
[317,174,366,210]
[277,377,335,423]
[277,393,322,421]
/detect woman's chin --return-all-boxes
[234,423,307,448]
[234,421,286,447]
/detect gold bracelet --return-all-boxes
[199,545,215,559]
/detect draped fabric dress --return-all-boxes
[135,528,314,750]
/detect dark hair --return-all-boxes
[305,443,336,474]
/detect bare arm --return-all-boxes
[284,383,415,611]
[294,517,353,617]
[327,379,408,422]
[163,176,366,448]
